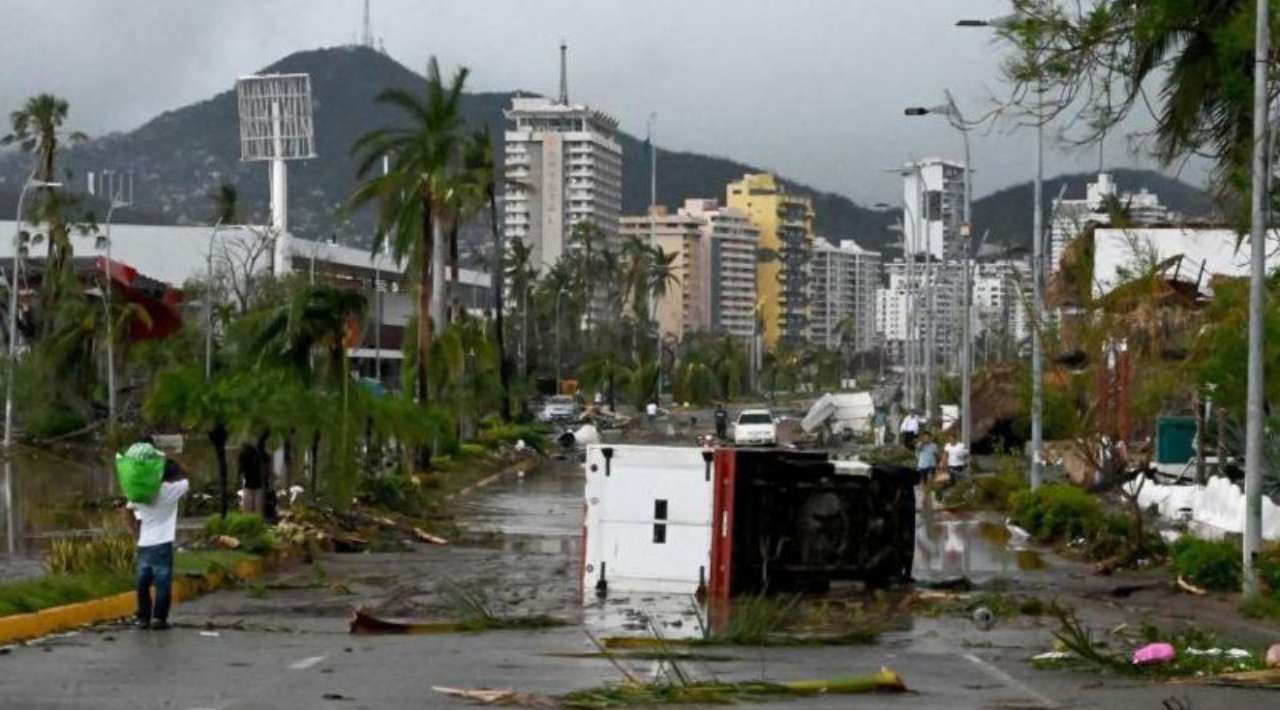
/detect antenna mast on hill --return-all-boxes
[362,0,373,47]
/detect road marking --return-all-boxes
[289,655,328,671]
[962,653,1058,709]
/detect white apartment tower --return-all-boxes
[503,44,623,271]
[901,158,967,261]
[1049,172,1171,274]
[809,239,881,352]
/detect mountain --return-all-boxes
[971,168,1219,252]
[0,46,1216,263]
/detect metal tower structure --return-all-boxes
[558,41,569,105]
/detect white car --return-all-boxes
[733,409,777,446]
[539,395,579,423]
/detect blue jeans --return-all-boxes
[136,542,174,622]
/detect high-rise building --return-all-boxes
[620,206,705,339]
[681,199,759,341]
[809,239,881,352]
[502,47,622,271]
[901,158,966,261]
[619,199,759,341]
[726,173,815,349]
[875,258,960,371]
[1049,172,1171,274]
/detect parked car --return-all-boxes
[539,395,579,423]
[733,409,777,446]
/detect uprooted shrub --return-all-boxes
[1170,536,1242,591]
[1010,483,1103,543]
[203,512,276,555]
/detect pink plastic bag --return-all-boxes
[1133,643,1176,665]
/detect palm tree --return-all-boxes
[349,57,469,413]
[505,237,536,379]
[250,284,368,386]
[568,221,605,336]
[4,95,87,334]
[2,94,86,184]
[458,130,513,421]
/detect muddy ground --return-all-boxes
[2,430,1279,708]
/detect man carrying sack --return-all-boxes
[118,442,189,630]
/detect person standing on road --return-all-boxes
[121,458,189,630]
[714,404,728,440]
[900,411,921,450]
[872,408,888,447]
[237,442,264,515]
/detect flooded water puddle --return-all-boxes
[913,512,1047,581]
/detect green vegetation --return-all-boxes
[0,573,131,617]
[1170,537,1242,591]
[941,457,1028,512]
[1035,605,1268,678]
[687,594,881,647]
[202,513,276,555]
[45,532,135,577]
[1010,483,1103,542]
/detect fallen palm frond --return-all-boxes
[1199,669,1280,689]
[560,668,908,708]
[1034,606,1268,679]
[348,608,567,635]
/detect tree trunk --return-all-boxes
[310,430,320,496]
[430,217,446,335]
[209,421,230,519]
[490,189,511,423]
[448,222,460,325]
[416,204,435,471]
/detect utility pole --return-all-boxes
[1243,0,1269,600]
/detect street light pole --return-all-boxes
[100,180,131,432]
[5,178,62,449]
[959,13,1043,489]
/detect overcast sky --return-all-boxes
[0,0,1203,206]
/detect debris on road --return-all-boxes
[1176,576,1207,596]
[1268,644,1280,668]
[560,667,909,708]
[411,528,449,545]
[1133,643,1176,665]
[432,686,553,706]
[348,608,568,636]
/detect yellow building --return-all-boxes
[725,173,815,350]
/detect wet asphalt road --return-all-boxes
[1,455,1277,709]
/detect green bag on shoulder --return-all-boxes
[116,442,166,504]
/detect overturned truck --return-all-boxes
[582,445,917,601]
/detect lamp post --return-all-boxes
[905,88,974,459]
[5,178,62,449]
[99,181,131,432]
[959,14,1044,489]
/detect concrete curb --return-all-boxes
[444,454,544,502]
[0,552,284,646]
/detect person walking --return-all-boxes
[237,442,265,515]
[916,431,938,489]
[872,408,888,447]
[942,436,969,492]
[714,404,729,440]
[121,458,189,630]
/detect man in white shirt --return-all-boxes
[943,439,970,491]
[121,460,189,630]
[899,411,921,449]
